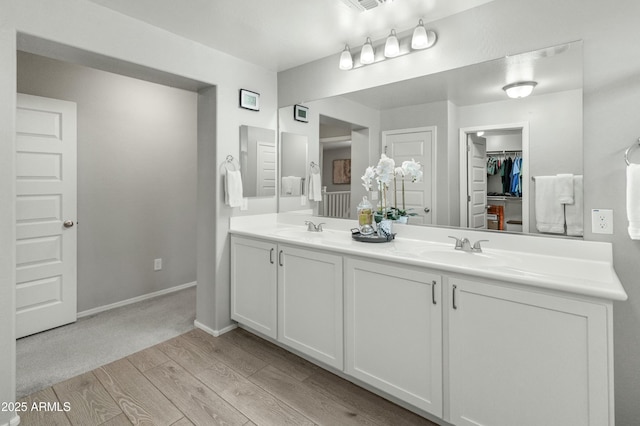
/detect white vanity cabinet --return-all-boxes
[230,236,277,338]
[278,244,343,369]
[230,235,344,369]
[344,257,443,416]
[447,277,612,426]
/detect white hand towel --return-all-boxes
[627,164,640,239]
[225,169,243,208]
[308,172,323,202]
[556,173,574,204]
[565,175,583,237]
[535,176,565,234]
[281,176,294,195]
[290,176,302,196]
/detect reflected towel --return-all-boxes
[308,172,323,202]
[627,164,640,239]
[565,175,583,237]
[225,169,243,208]
[535,176,565,234]
[282,176,302,196]
[556,173,574,204]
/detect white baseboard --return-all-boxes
[194,320,237,337]
[77,281,197,319]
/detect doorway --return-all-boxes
[15,46,210,394]
[459,123,530,233]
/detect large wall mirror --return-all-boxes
[278,41,583,238]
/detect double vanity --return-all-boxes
[229,212,627,426]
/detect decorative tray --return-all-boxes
[351,229,395,243]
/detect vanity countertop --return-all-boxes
[229,213,627,302]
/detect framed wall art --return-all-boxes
[239,89,260,111]
[332,159,351,184]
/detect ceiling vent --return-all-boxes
[339,0,388,12]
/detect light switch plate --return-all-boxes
[591,209,613,234]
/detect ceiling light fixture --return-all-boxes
[360,37,375,64]
[502,81,538,99]
[384,29,400,58]
[339,45,354,70]
[338,19,437,70]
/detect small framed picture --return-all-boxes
[294,104,309,123]
[239,89,260,111]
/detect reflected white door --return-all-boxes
[384,127,434,225]
[467,134,487,229]
[16,93,77,338]
[256,140,276,196]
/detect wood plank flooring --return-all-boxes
[18,327,438,426]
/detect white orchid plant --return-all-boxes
[361,154,423,221]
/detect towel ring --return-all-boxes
[624,138,640,166]
[219,155,240,173]
[309,161,320,173]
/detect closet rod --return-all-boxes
[486,150,522,155]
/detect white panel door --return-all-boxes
[256,140,276,196]
[467,134,487,229]
[16,93,77,338]
[384,127,434,225]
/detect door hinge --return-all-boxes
[468,195,471,202]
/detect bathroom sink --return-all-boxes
[421,249,508,268]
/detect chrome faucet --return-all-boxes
[305,221,325,232]
[448,236,489,253]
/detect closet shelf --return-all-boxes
[487,195,523,202]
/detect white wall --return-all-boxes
[0,1,277,422]
[17,51,198,312]
[278,0,640,423]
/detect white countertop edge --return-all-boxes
[229,213,627,302]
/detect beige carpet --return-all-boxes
[16,286,196,398]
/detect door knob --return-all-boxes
[424,207,431,213]
[63,220,74,228]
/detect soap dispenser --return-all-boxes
[357,196,374,235]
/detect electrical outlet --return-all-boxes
[591,209,613,234]
[154,258,162,271]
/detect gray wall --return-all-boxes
[278,0,640,422]
[17,51,197,312]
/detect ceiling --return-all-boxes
[86,0,494,72]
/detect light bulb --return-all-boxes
[411,19,429,49]
[339,45,353,70]
[384,29,399,58]
[360,38,375,65]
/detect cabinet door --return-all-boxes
[345,258,443,416]
[230,236,277,339]
[448,278,610,426]
[278,244,343,369]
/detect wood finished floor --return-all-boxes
[18,327,438,426]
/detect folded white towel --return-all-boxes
[565,175,583,237]
[225,169,243,208]
[535,176,565,234]
[308,172,323,202]
[556,173,574,204]
[627,164,640,239]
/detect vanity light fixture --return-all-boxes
[502,81,538,99]
[360,37,375,64]
[338,19,437,70]
[411,19,429,49]
[339,45,354,70]
[384,29,400,58]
